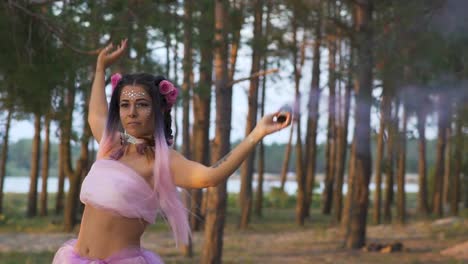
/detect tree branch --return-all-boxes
[9,1,101,55]
[227,68,279,87]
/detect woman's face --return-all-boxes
[119,85,154,138]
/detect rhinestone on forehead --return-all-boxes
[121,87,148,100]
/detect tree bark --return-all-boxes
[27,112,41,218]
[451,108,462,215]
[372,93,388,225]
[432,94,449,217]
[181,0,194,257]
[416,107,429,215]
[191,0,214,231]
[201,1,231,262]
[182,0,193,160]
[0,107,12,214]
[280,125,294,191]
[39,112,51,216]
[239,0,263,229]
[322,24,337,215]
[291,5,306,226]
[384,102,398,223]
[396,104,407,224]
[255,0,272,217]
[304,6,322,218]
[227,1,244,83]
[333,41,352,223]
[345,0,373,249]
[443,121,452,207]
[63,79,91,232]
[55,124,65,215]
[342,141,355,229]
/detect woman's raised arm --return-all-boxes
[88,39,128,142]
[170,112,291,189]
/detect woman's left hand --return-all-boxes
[254,111,292,138]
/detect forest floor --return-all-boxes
[0,194,467,263]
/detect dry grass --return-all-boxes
[1,193,467,263]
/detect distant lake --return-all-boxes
[3,175,419,195]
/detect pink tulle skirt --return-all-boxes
[52,239,164,264]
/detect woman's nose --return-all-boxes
[129,105,137,117]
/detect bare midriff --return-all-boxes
[74,204,148,259]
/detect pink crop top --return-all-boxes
[80,159,159,224]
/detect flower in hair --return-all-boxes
[166,89,179,108]
[111,73,122,92]
[159,80,173,95]
[159,80,179,109]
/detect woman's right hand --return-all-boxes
[96,39,128,71]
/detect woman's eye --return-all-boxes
[137,103,149,108]
[120,103,129,108]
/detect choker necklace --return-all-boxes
[110,132,154,160]
[122,132,146,145]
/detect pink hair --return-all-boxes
[96,129,190,246]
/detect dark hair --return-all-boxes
[107,73,174,145]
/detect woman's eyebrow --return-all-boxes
[120,98,150,102]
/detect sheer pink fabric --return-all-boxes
[80,159,159,224]
[95,131,190,246]
[52,239,163,264]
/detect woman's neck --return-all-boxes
[123,132,146,144]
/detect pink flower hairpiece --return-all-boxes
[111,73,122,92]
[159,80,179,110]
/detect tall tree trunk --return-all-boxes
[322,32,337,216]
[27,112,41,218]
[416,107,429,215]
[227,1,244,83]
[39,112,51,216]
[345,0,373,249]
[291,6,306,226]
[372,95,387,224]
[0,107,12,214]
[55,127,66,215]
[451,108,462,215]
[342,141,356,229]
[384,101,398,222]
[62,82,77,231]
[333,43,351,223]
[182,0,193,159]
[191,0,214,231]
[63,80,91,231]
[443,121,452,207]
[256,139,265,215]
[304,6,322,218]
[280,125,294,191]
[164,24,171,78]
[181,0,194,257]
[432,94,448,217]
[239,0,263,229]
[202,1,231,262]
[255,0,272,217]
[322,41,336,214]
[396,104,407,224]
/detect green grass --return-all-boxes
[0,252,54,264]
[0,193,65,233]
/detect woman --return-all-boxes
[52,39,291,263]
